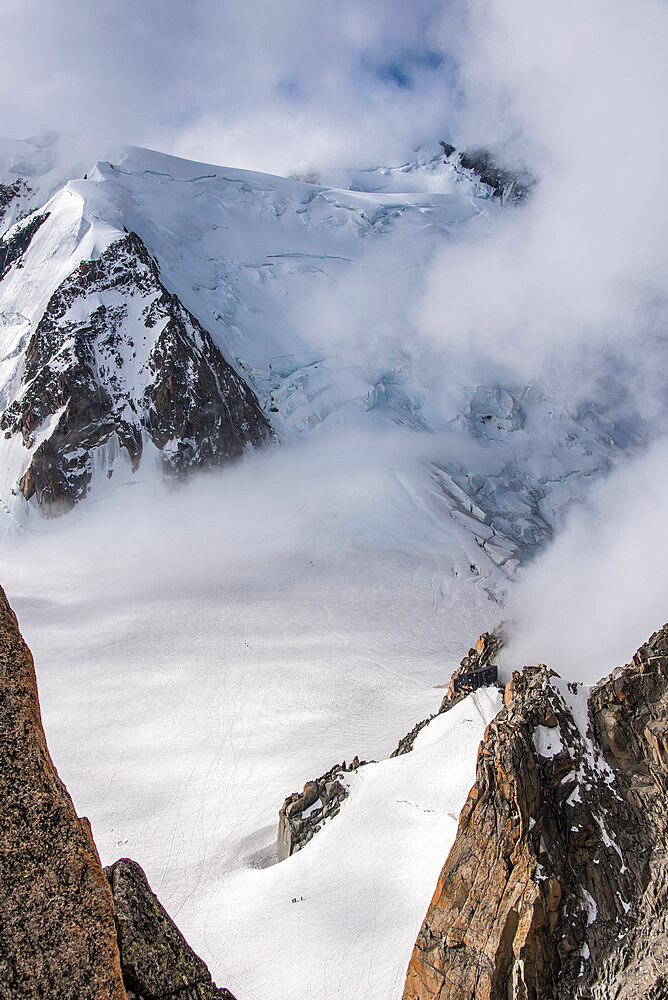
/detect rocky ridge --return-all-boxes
[403,624,668,1000]
[277,755,369,861]
[276,630,504,861]
[0,584,237,999]
[0,228,272,513]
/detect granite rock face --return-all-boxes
[403,625,668,1000]
[0,584,127,999]
[586,627,668,999]
[105,859,236,1000]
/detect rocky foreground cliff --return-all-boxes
[403,626,668,1000]
[0,585,235,999]
[0,585,126,998]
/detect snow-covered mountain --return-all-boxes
[0,133,651,584]
[0,136,500,516]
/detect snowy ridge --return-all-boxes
[199,686,502,1000]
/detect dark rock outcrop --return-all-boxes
[458,149,534,204]
[105,859,236,1000]
[391,630,504,759]
[403,624,668,1000]
[440,141,535,203]
[0,210,49,280]
[0,584,127,999]
[0,230,273,513]
[277,756,369,861]
[0,180,23,221]
[0,178,34,232]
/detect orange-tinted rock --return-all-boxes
[402,622,668,1000]
[0,585,127,999]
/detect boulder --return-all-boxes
[104,859,235,1000]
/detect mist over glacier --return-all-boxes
[0,427,504,998]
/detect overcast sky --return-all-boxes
[0,0,466,174]
[3,0,667,179]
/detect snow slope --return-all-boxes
[206,687,502,1000]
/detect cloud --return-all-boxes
[502,436,668,682]
[0,0,458,175]
[416,0,668,679]
[420,0,668,388]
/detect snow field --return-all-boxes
[199,687,502,1000]
[0,441,504,999]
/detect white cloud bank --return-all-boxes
[0,0,458,175]
[503,436,668,681]
[418,0,668,679]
